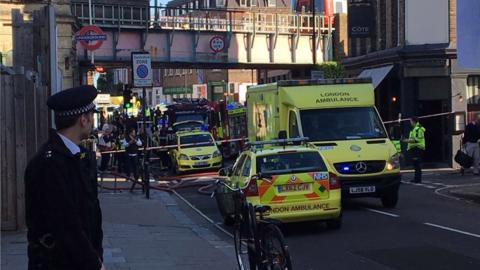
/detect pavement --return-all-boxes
[1,183,237,270]
[402,168,480,204]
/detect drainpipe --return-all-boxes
[397,0,400,46]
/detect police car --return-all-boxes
[170,130,223,174]
[216,137,342,228]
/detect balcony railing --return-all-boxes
[71,3,334,35]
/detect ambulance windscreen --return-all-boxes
[300,107,387,141]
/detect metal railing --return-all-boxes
[71,3,334,35]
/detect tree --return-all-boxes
[313,61,346,79]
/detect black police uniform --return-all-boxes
[24,86,103,270]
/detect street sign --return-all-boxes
[131,52,152,87]
[76,25,107,51]
[210,36,225,53]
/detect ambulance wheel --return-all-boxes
[326,213,342,230]
[381,190,399,208]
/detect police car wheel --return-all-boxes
[326,213,342,230]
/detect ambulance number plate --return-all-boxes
[196,161,208,166]
[278,183,310,193]
[349,186,376,194]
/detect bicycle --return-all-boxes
[214,179,293,270]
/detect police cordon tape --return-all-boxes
[98,170,225,192]
[98,110,457,155]
[382,111,456,124]
[98,137,248,154]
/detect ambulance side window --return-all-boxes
[233,154,246,176]
[289,111,299,138]
[242,156,252,177]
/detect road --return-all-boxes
[174,172,480,270]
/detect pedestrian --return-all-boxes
[24,85,104,270]
[462,114,480,174]
[98,124,114,172]
[402,117,426,183]
[122,129,142,188]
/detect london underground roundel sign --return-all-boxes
[76,25,107,51]
[210,36,225,53]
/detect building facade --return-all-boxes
[162,68,257,103]
[343,0,480,167]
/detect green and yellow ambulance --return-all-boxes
[246,79,401,208]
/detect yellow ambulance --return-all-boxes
[246,79,401,208]
[216,138,342,227]
[170,130,223,174]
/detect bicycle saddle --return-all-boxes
[254,205,271,214]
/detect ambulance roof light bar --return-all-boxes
[277,78,372,87]
[248,137,310,152]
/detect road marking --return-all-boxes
[172,190,234,238]
[424,222,480,239]
[364,208,399,217]
[401,180,438,189]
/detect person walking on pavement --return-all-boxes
[98,124,114,172]
[463,115,480,175]
[122,129,142,191]
[24,86,105,270]
[403,117,426,183]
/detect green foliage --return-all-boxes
[313,62,346,79]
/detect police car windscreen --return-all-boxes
[256,151,327,176]
[300,107,387,141]
[179,134,214,148]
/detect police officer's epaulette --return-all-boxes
[44,150,54,158]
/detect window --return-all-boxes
[179,134,214,148]
[256,151,327,175]
[242,157,251,177]
[190,69,193,74]
[300,107,387,141]
[205,0,210,8]
[216,0,225,7]
[195,0,199,9]
[267,0,276,7]
[240,0,246,6]
[250,0,256,6]
[289,111,299,138]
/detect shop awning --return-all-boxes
[357,65,394,89]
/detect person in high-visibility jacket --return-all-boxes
[402,117,426,183]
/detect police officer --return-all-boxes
[24,86,105,270]
[403,117,426,183]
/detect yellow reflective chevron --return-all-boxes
[257,172,330,205]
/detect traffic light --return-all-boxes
[123,89,132,109]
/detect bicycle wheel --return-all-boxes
[234,222,249,270]
[260,223,293,270]
[246,203,260,270]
